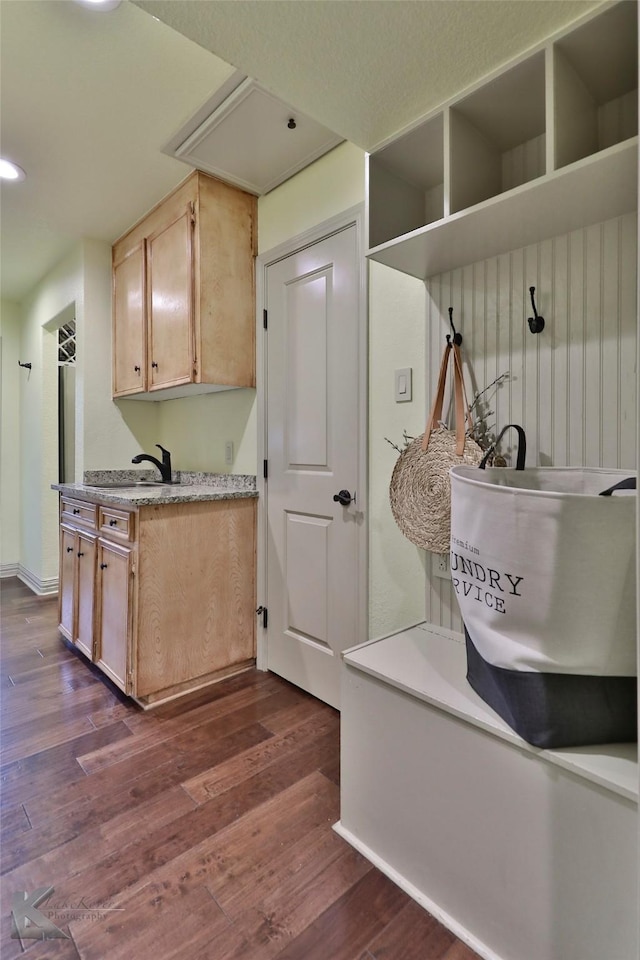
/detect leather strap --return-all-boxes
[422,342,469,456]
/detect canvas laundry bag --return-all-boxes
[449,425,637,748]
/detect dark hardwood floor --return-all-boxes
[0,577,480,960]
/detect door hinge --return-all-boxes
[263,459,268,481]
[263,309,268,330]
[256,606,268,629]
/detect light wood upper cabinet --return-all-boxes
[113,241,146,395]
[146,207,194,391]
[112,170,257,399]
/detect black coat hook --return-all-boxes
[446,307,463,346]
[527,287,545,334]
[18,361,32,370]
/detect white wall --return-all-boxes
[19,246,82,590]
[157,388,256,475]
[369,262,428,639]
[1,300,22,572]
[422,212,638,632]
[258,142,365,254]
[15,240,158,591]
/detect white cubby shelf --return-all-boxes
[367,0,638,280]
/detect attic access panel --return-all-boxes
[173,78,344,196]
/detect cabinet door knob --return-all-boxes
[100,563,108,570]
[77,551,84,558]
[134,365,141,373]
[66,546,73,553]
[151,361,159,369]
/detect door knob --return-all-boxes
[333,489,355,506]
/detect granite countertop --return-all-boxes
[52,471,257,507]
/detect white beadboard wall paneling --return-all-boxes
[425,212,638,633]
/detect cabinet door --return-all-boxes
[147,207,194,391]
[59,525,77,642]
[113,241,146,396]
[95,538,133,694]
[75,531,97,660]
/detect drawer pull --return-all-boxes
[73,508,80,515]
[109,519,118,526]
[66,546,73,553]
[100,563,108,570]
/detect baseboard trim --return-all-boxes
[0,563,19,579]
[332,821,499,960]
[14,565,59,597]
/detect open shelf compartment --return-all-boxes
[449,51,546,214]
[554,0,638,170]
[365,0,637,279]
[368,113,444,249]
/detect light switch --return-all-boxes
[394,367,412,402]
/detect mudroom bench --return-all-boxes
[336,623,638,960]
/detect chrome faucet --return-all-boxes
[131,444,173,483]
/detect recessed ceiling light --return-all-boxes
[75,0,122,10]
[0,159,26,182]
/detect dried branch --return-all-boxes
[384,430,416,454]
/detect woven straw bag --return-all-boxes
[390,342,483,553]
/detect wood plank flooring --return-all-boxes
[1,577,481,960]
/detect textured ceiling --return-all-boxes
[133,0,598,150]
[1,0,599,303]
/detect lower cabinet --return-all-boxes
[95,538,134,693]
[58,494,256,705]
[59,522,97,661]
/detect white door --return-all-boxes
[264,221,363,709]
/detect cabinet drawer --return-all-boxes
[99,506,135,542]
[61,497,97,530]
